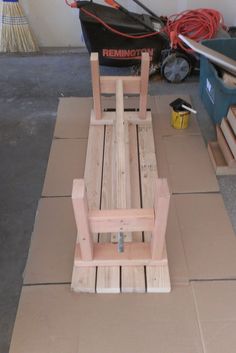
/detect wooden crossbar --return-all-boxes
[89,208,154,233]
[74,243,167,267]
[90,52,150,120]
[72,177,170,265]
[100,76,141,94]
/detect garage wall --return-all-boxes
[21,0,236,47]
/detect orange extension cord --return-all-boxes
[65,0,225,51]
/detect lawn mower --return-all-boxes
[66,0,227,83]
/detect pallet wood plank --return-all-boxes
[72,179,93,261]
[100,76,141,94]
[90,53,102,119]
[221,118,236,159]
[216,125,236,166]
[96,267,120,294]
[116,79,129,209]
[151,179,170,260]
[89,208,154,233]
[71,267,96,293]
[138,124,158,242]
[227,106,236,135]
[90,111,152,126]
[208,141,236,175]
[71,125,104,292]
[121,267,145,293]
[138,118,170,292]
[97,125,120,293]
[122,124,145,293]
[139,52,150,119]
[75,242,167,267]
[146,265,171,293]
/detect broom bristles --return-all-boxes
[0,1,38,53]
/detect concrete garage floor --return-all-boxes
[0,51,236,353]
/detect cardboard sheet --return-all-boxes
[42,139,87,196]
[23,198,76,284]
[23,197,189,285]
[54,96,151,139]
[45,102,218,196]
[175,193,236,280]
[54,95,199,140]
[192,281,236,353]
[154,134,219,193]
[54,98,92,139]
[9,285,204,353]
[151,95,201,136]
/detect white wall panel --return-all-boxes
[20,0,236,47]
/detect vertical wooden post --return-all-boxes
[151,178,170,260]
[139,52,150,119]
[91,52,102,120]
[72,179,94,261]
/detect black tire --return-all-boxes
[161,53,192,83]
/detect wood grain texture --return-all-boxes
[75,242,167,267]
[221,118,236,159]
[100,76,141,94]
[139,52,150,119]
[146,265,171,293]
[71,125,104,292]
[208,141,236,176]
[98,125,120,292]
[216,125,236,166]
[227,106,236,135]
[90,52,102,119]
[96,267,120,293]
[72,179,93,261]
[138,116,170,292]
[151,179,170,260]
[122,124,145,293]
[138,123,158,242]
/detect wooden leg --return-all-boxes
[72,179,94,261]
[90,52,102,120]
[151,178,170,260]
[139,52,150,119]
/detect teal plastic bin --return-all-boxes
[199,38,236,124]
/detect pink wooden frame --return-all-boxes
[72,178,170,267]
[90,52,150,120]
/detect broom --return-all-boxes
[0,0,38,53]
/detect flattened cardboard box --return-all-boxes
[42,139,87,197]
[174,193,236,280]
[150,95,201,136]
[42,135,219,195]
[9,285,204,353]
[192,281,236,353]
[24,193,236,286]
[54,95,200,140]
[54,96,152,139]
[154,134,219,193]
[44,97,219,196]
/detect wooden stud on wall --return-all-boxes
[90,53,102,120]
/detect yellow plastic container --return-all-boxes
[171,109,190,129]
